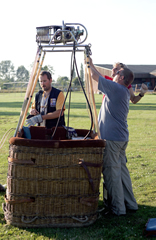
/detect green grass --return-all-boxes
[0,92,156,239]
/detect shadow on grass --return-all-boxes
[0,102,102,111]
[0,112,90,119]
[0,112,21,116]
[0,102,23,108]
[129,102,156,111]
[20,203,156,239]
[0,101,97,118]
[0,198,155,239]
[61,102,102,110]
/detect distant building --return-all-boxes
[92,64,156,93]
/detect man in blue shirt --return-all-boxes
[90,58,138,216]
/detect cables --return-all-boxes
[51,47,75,139]
[0,128,15,150]
[73,44,93,139]
[51,41,93,140]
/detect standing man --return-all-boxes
[90,58,138,216]
[26,71,65,128]
[111,62,148,103]
[92,62,148,103]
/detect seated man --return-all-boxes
[27,71,65,128]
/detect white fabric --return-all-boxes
[40,92,50,127]
[140,83,148,94]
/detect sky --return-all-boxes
[0,0,155,80]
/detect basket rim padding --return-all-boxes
[9,127,106,148]
[9,137,105,148]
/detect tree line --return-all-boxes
[0,60,84,90]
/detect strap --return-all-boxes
[79,159,102,192]
[81,161,103,168]
[8,157,35,165]
[4,195,35,204]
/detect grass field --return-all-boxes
[0,92,156,239]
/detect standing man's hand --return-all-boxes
[140,83,148,95]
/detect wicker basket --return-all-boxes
[3,126,105,227]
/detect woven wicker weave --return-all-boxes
[3,127,105,227]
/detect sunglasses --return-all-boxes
[116,70,121,75]
[116,70,124,79]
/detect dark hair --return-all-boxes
[121,68,134,86]
[40,71,52,80]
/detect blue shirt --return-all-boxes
[98,76,130,141]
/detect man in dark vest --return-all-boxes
[26,71,65,128]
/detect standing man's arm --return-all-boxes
[129,83,148,104]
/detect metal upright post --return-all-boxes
[85,45,101,138]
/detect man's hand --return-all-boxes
[29,109,39,115]
[26,114,43,127]
[140,83,148,95]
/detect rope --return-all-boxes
[72,216,88,223]
[21,215,38,223]
[51,42,93,139]
[0,128,15,150]
[51,48,75,139]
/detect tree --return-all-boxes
[41,65,54,76]
[29,63,54,80]
[73,77,80,86]
[0,60,15,82]
[72,66,76,79]
[57,76,69,88]
[16,65,29,82]
[80,63,84,86]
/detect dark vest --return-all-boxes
[35,87,65,129]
